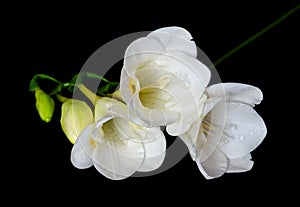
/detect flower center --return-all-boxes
[100,117,146,146]
[201,113,218,138]
[202,118,212,137]
[139,87,176,110]
[101,118,127,145]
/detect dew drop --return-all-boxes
[239,135,245,141]
[230,123,237,130]
[249,131,254,136]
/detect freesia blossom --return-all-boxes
[71,97,166,180]
[60,99,94,144]
[120,27,211,136]
[180,83,267,179]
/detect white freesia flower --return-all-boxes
[71,97,166,180]
[180,83,267,179]
[120,27,211,136]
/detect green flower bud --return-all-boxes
[61,99,93,144]
[35,88,55,123]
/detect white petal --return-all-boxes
[93,162,129,180]
[70,142,93,169]
[95,97,145,127]
[91,114,164,179]
[203,97,223,117]
[92,140,144,180]
[180,120,202,160]
[206,83,263,107]
[154,52,210,98]
[166,101,199,136]
[196,144,227,179]
[138,129,166,172]
[161,75,203,135]
[198,131,221,163]
[166,51,211,94]
[148,27,197,57]
[198,100,227,162]
[119,68,135,104]
[71,124,95,169]
[135,66,174,89]
[149,27,193,40]
[95,97,126,121]
[226,153,254,173]
[124,37,164,74]
[179,96,225,161]
[218,102,267,158]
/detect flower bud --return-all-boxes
[61,99,93,144]
[35,88,55,123]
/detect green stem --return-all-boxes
[84,72,112,84]
[34,74,62,84]
[70,72,115,86]
[68,72,119,96]
[213,4,300,67]
[29,74,63,91]
[49,82,72,96]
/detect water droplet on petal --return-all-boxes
[249,131,254,136]
[239,135,245,141]
[230,123,237,130]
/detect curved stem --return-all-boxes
[213,4,300,67]
[36,74,62,84]
[84,72,112,84]
[30,74,63,91]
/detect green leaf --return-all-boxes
[29,74,62,91]
[29,76,39,91]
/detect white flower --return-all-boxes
[120,27,211,136]
[71,97,166,180]
[180,83,267,179]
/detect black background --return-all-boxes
[2,0,299,204]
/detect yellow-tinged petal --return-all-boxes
[35,88,55,123]
[61,99,93,144]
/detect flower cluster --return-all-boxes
[33,27,267,180]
